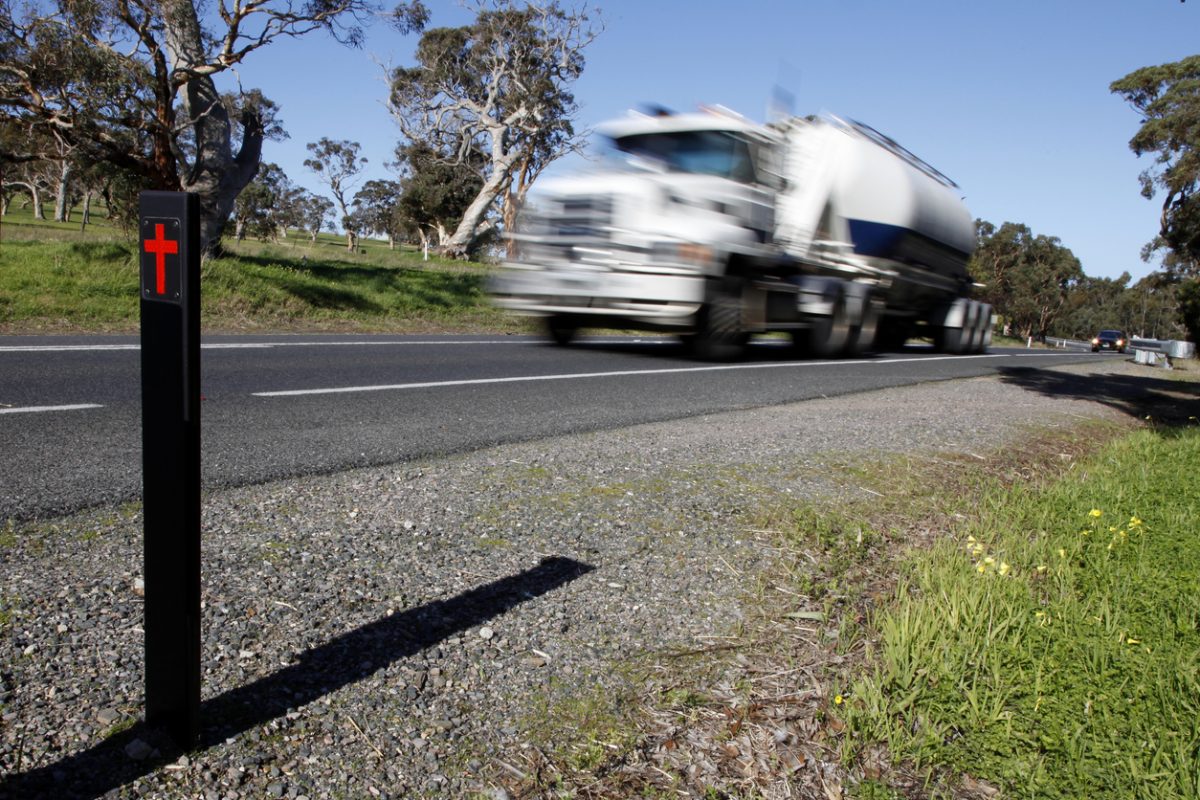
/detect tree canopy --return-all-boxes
[389,0,599,257]
[304,138,368,250]
[0,0,429,252]
[1111,54,1200,343]
[970,220,1085,340]
[393,140,485,252]
[1111,55,1200,276]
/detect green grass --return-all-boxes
[843,427,1200,798]
[0,204,526,333]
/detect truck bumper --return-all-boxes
[490,266,705,327]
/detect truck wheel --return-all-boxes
[935,298,976,354]
[966,300,994,353]
[797,285,851,358]
[545,315,578,346]
[688,291,746,361]
[977,303,994,352]
[844,292,883,356]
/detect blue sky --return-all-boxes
[233,0,1198,282]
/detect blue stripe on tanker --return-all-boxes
[846,218,971,269]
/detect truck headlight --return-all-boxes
[650,241,714,269]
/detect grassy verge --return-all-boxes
[845,425,1200,799]
[494,413,1200,799]
[0,208,525,333]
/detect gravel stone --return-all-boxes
[0,360,1165,799]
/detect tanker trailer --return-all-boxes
[490,107,992,357]
[774,115,992,353]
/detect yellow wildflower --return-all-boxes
[1058,548,1067,558]
[998,562,1011,576]
[1126,637,1140,645]
[1036,565,1048,573]
[976,562,987,574]
[834,694,844,705]
[1129,516,1143,528]
[983,556,995,566]
[1089,509,1103,519]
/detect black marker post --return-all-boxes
[139,191,201,748]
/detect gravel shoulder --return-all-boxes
[0,358,1189,799]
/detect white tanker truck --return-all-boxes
[490,106,993,358]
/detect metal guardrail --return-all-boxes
[1040,336,1195,362]
[1044,336,1089,350]
[1129,337,1196,359]
[1017,335,1195,359]
[1129,337,1195,367]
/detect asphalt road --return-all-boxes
[0,333,1110,520]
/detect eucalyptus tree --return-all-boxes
[296,192,334,243]
[394,140,484,252]
[232,162,302,242]
[0,0,428,253]
[388,0,599,257]
[1111,55,1200,343]
[351,179,402,248]
[970,220,1084,340]
[1111,55,1200,277]
[304,138,368,250]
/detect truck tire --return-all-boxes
[961,300,993,354]
[977,303,994,352]
[545,315,578,346]
[795,284,850,358]
[844,290,882,356]
[934,297,975,354]
[687,287,747,361]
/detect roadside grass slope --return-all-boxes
[0,205,522,333]
[498,404,1200,799]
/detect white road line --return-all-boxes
[253,353,1013,397]
[0,404,104,415]
[0,344,140,353]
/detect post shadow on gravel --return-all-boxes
[996,365,1200,428]
[0,556,593,800]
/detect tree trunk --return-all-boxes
[14,182,44,220]
[54,161,71,222]
[162,0,262,254]
[502,154,538,259]
[444,153,517,258]
[30,184,44,219]
[80,191,92,231]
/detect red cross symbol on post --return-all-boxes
[144,223,179,295]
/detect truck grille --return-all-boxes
[539,195,613,239]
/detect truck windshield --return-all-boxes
[612,131,757,183]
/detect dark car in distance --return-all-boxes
[1092,329,1128,353]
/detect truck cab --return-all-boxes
[494,109,780,344]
